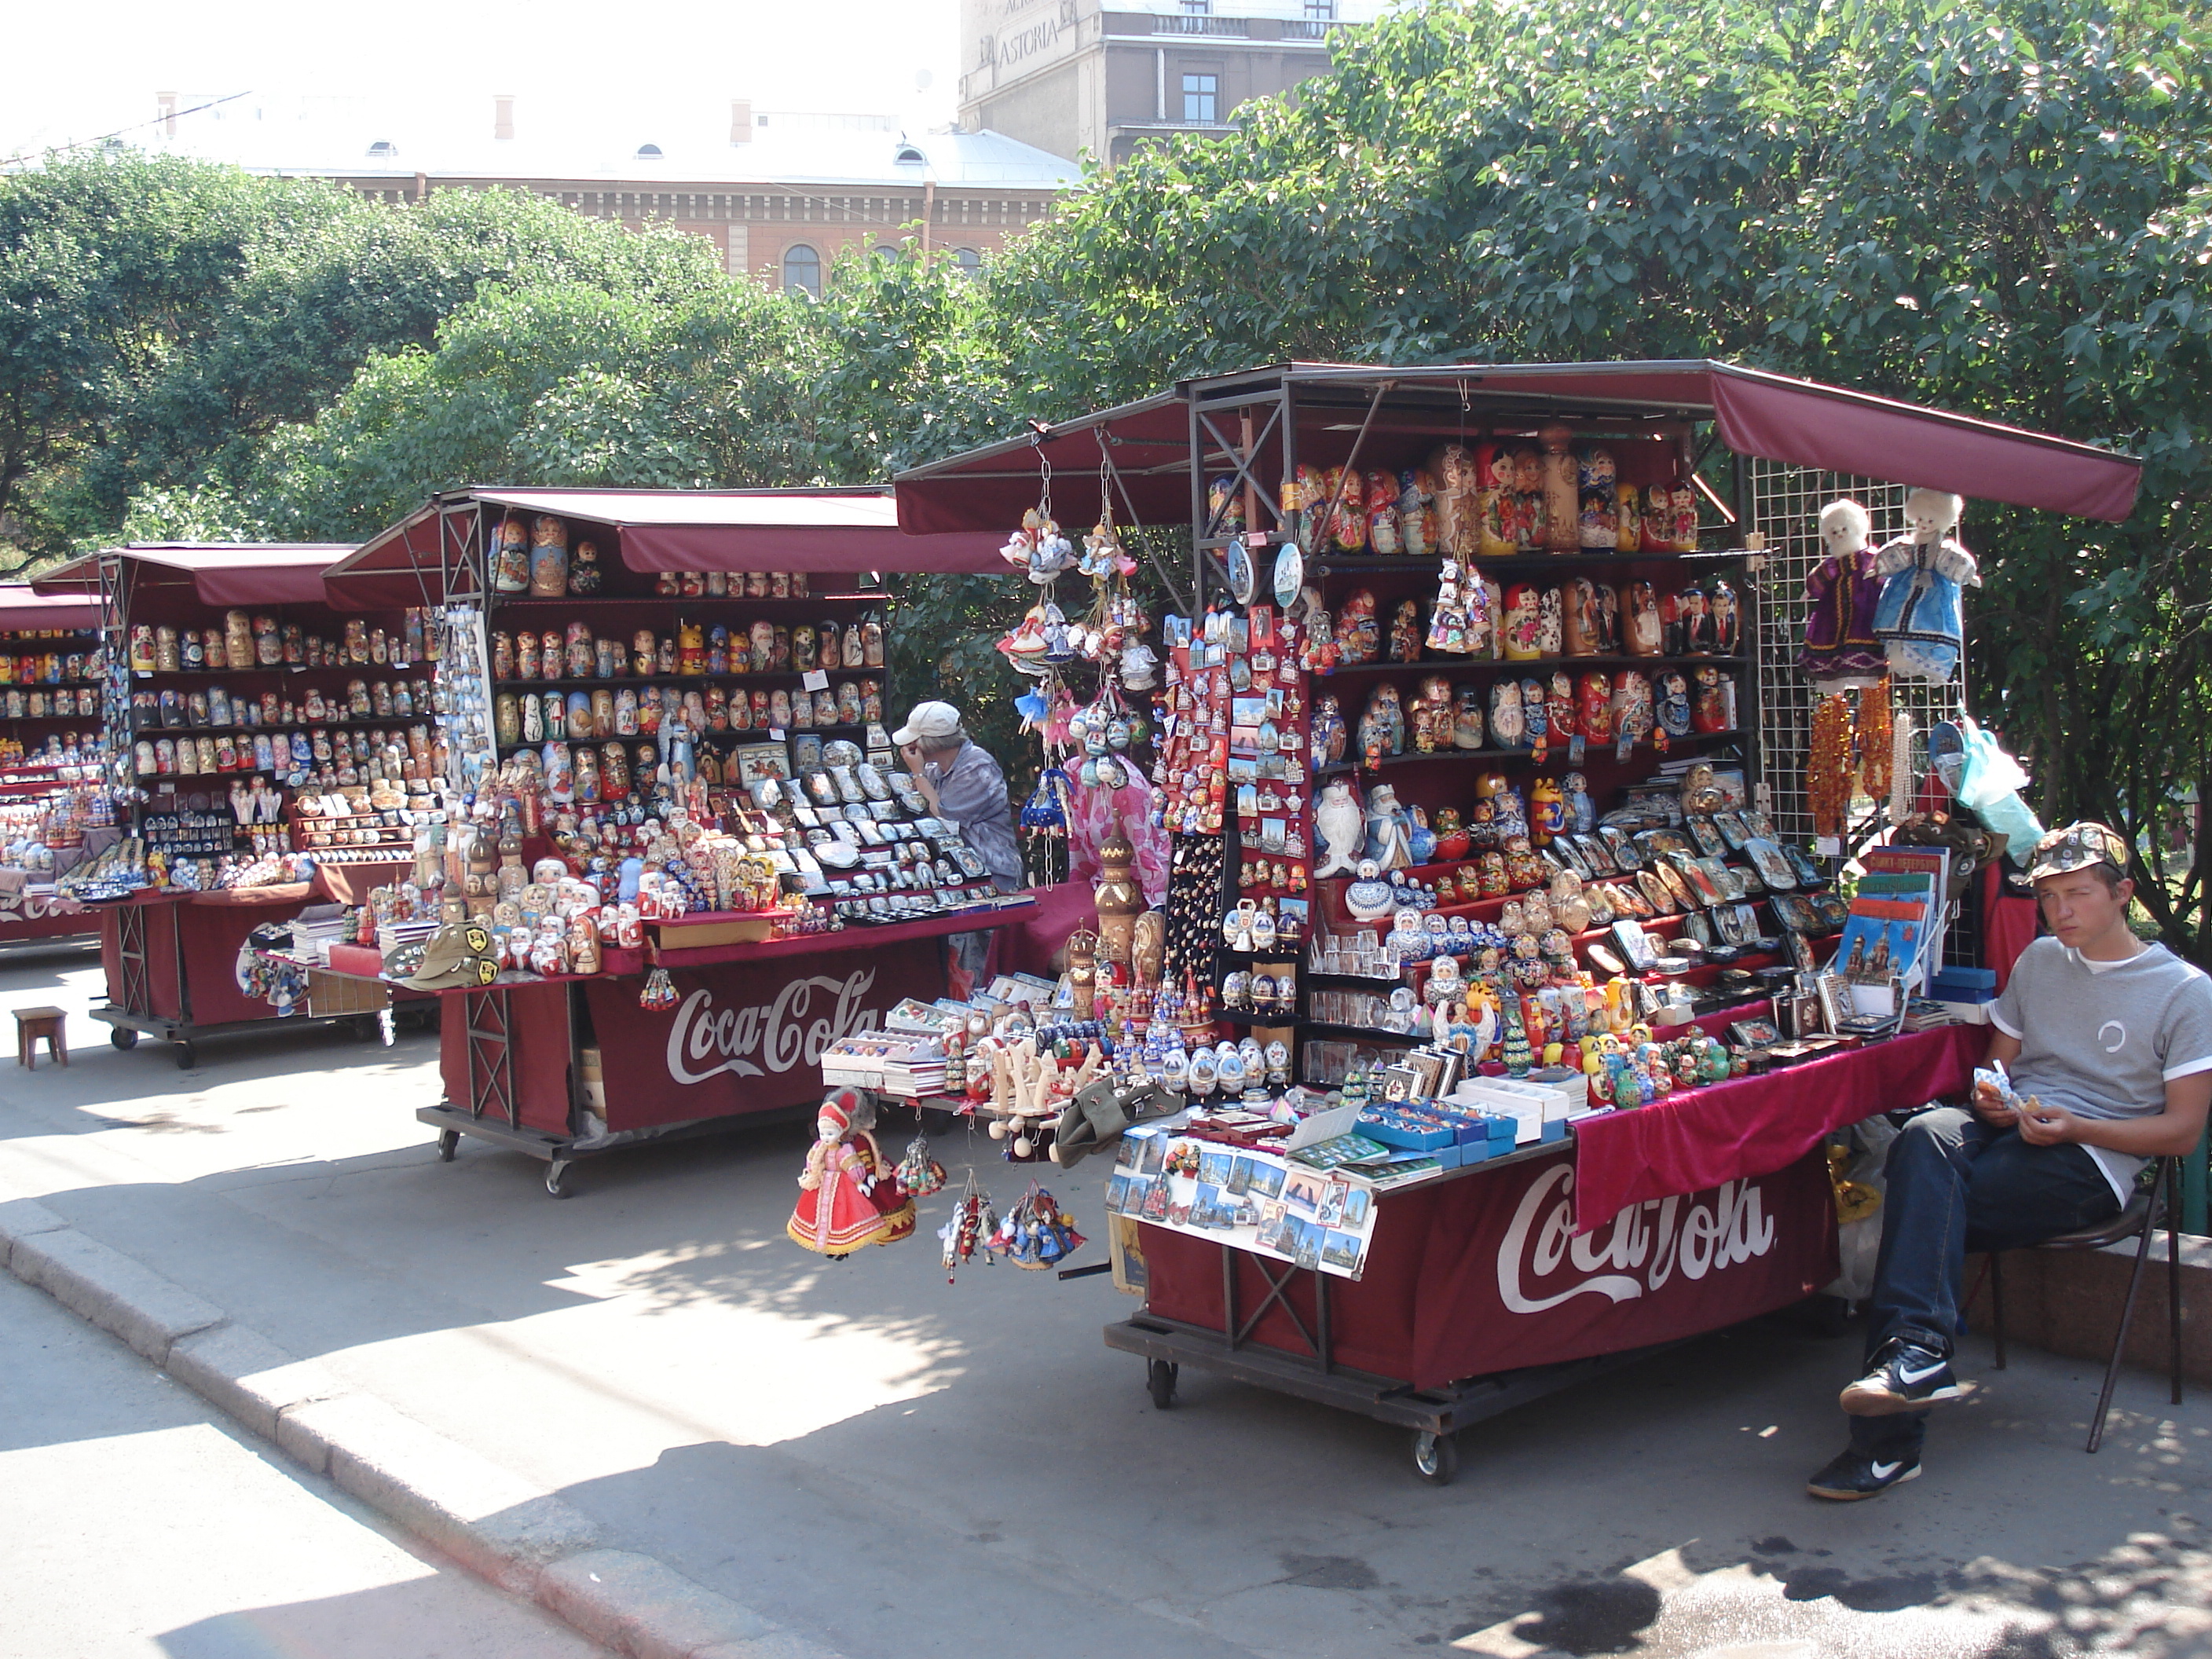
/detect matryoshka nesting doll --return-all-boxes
[1540,423,1580,552]
[1547,672,1576,745]
[790,624,816,671]
[493,515,530,591]
[1336,589,1379,665]
[1614,483,1643,553]
[529,516,569,597]
[569,540,602,595]
[1365,471,1401,555]
[565,621,595,679]
[1521,678,1549,752]
[1708,579,1741,654]
[1623,582,1663,656]
[1577,448,1617,547]
[1388,599,1422,663]
[1693,668,1732,732]
[1501,584,1543,661]
[1475,445,1516,558]
[1530,778,1566,844]
[1398,468,1439,558]
[1357,685,1404,762]
[1452,685,1485,749]
[1562,577,1599,657]
[1310,694,1347,767]
[1577,672,1613,744]
[1643,485,1674,554]
[515,630,540,679]
[1672,483,1700,553]
[676,622,705,676]
[1656,671,1692,737]
[1536,587,1564,656]
[1611,671,1654,744]
[1489,680,1526,749]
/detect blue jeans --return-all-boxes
[1848,1105,2121,1459]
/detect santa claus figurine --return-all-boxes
[788,1090,915,1256]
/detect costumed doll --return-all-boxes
[1873,488,1979,684]
[1798,498,1887,692]
[788,1090,916,1256]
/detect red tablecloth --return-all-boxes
[648,900,1031,969]
[1982,862,2039,992]
[1569,1024,1985,1232]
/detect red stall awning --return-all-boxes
[327,486,1011,606]
[0,584,101,633]
[33,545,353,609]
[894,361,2144,533]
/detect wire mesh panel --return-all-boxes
[1749,460,1976,963]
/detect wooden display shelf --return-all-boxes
[485,591,885,610]
[493,671,875,690]
[1304,550,1754,578]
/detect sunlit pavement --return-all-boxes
[5,940,2211,1658]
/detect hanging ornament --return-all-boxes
[1856,678,1894,808]
[639,967,679,1011]
[938,1169,998,1284]
[988,1181,1087,1269]
[1807,693,1855,839]
[895,1133,947,1198]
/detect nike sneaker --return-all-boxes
[1840,1339,1970,1415]
[1807,1447,1921,1501]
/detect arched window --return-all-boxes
[873,244,901,261]
[954,246,983,280]
[782,243,822,297]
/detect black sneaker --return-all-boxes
[1807,1446,1921,1501]
[1839,1339,1970,1415]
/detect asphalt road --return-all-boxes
[6,940,2212,1658]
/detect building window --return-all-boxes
[954,246,983,279]
[782,243,822,296]
[1304,0,1335,16]
[1182,73,1218,124]
[1181,0,1210,11]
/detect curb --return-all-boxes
[0,1192,842,1659]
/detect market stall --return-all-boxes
[33,544,436,1065]
[0,584,110,948]
[881,359,2141,1479]
[320,488,1032,1194]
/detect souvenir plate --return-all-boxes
[1227,540,1258,606]
[1273,543,1304,610]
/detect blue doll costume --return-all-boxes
[1873,496,1980,684]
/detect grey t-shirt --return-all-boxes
[1991,937,2212,1203]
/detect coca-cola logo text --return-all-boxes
[1498,1162,1777,1315]
[664,970,879,1085]
[0,889,82,924]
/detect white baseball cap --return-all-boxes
[892,700,963,748]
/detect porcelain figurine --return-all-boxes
[1314,778,1364,877]
[1873,488,1979,683]
[1362,782,1415,870]
[1345,859,1397,921]
[1311,694,1348,767]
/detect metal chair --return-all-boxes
[1987,1154,2182,1452]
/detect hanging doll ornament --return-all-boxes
[988,1182,1086,1269]
[939,1168,998,1283]
[1873,488,1979,683]
[1800,499,1887,691]
[638,967,679,1011]
[895,1133,948,1199]
[787,1090,916,1257]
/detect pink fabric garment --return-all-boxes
[1066,770,1171,906]
[1569,1024,1984,1232]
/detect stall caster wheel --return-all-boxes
[1147,1358,1178,1410]
[436,1130,460,1163]
[1412,1430,1459,1486]
[173,1041,197,1071]
[109,1027,139,1051]
[545,1159,573,1199]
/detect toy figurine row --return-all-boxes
[5,688,97,720]
[1316,665,1737,767]
[0,649,100,685]
[133,723,439,784]
[57,833,316,899]
[130,679,425,729]
[128,613,432,674]
[494,680,882,745]
[489,511,829,602]
[1245,432,1706,558]
[489,617,883,680]
[0,784,108,875]
[1316,576,1740,670]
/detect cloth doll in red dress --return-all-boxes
[787,1090,916,1256]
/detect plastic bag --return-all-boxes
[1822,1115,1901,1303]
[1952,718,2045,863]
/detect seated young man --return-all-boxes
[1807,822,2212,1501]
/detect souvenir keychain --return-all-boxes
[939,1169,998,1284]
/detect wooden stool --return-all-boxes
[14,1006,66,1070]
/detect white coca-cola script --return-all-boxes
[1498,1161,1777,1315]
[664,970,879,1085]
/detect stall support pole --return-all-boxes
[2185,1122,2209,1237]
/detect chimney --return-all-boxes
[493,94,515,141]
[730,100,753,144]
[157,91,178,138]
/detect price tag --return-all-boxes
[1814,836,1843,857]
[768,727,787,742]
[802,668,829,692]
[1568,734,1586,766]
[1615,733,1634,763]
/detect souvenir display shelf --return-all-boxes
[30,544,437,1065]
[892,359,2142,1481]
[321,487,1024,1194]
[0,587,111,947]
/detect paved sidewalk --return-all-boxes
[1,1267,605,1659]
[7,943,2212,1657]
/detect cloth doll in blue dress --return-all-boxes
[1873,489,1979,683]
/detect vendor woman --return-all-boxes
[896,701,1023,989]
